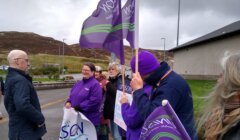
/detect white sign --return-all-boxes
[59,108,97,140]
[114,90,133,131]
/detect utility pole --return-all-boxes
[161,38,166,61]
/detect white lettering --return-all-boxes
[123,0,135,19]
[59,122,86,139]
[99,0,117,13]
[159,118,172,125]
[145,117,176,129]
[141,127,148,135]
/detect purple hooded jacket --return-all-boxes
[67,76,102,125]
[121,85,152,140]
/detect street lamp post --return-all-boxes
[110,53,116,63]
[176,0,181,47]
[45,50,48,64]
[161,38,166,61]
[59,43,61,75]
[62,38,66,75]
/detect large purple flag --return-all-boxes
[121,0,135,48]
[80,0,125,64]
[140,100,191,140]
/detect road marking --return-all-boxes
[41,97,67,109]
[0,97,67,124]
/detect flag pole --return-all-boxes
[121,64,125,94]
[135,48,139,73]
[134,0,139,73]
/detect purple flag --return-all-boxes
[122,0,135,48]
[103,40,124,64]
[140,100,191,140]
[163,100,191,140]
[80,0,125,64]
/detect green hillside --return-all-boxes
[0,53,109,74]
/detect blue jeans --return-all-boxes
[98,124,109,140]
[110,121,122,140]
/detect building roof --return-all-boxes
[169,20,240,51]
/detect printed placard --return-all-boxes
[114,90,132,130]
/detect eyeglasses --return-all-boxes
[82,69,91,72]
[14,58,29,62]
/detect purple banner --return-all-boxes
[163,100,191,140]
[121,0,135,48]
[80,0,125,64]
[140,100,189,140]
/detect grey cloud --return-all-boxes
[141,0,240,17]
[0,0,239,50]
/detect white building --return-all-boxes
[169,20,240,80]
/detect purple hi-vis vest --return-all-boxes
[140,106,183,140]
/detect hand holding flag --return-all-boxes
[120,93,129,104]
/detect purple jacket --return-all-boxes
[68,76,102,125]
[121,85,152,140]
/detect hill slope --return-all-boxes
[0,31,169,65]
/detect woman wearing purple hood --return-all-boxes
[120,83,152,140]
[65,62,103,137]
[130,51,198,140]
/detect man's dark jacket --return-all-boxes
[4,67,46,140]
[133,61,198,140]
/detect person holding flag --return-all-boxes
[129,50,198,140]
[79,0,135,138]
[103,62,124,140]
[120,83,152,140]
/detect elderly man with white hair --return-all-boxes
[4,50,46,140]
[103,62,124,140]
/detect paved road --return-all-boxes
[0,88,71,140]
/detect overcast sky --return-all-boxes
[1,0,239,50]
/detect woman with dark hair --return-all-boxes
[197,52,240,140]
[65,62,103,137]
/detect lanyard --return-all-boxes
[151,69,173,97]
[156,69,172,86]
